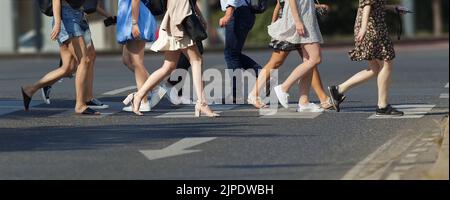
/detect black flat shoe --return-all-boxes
[376,105,404,116]
[78,107,101,115]
[21,87,32,111]
[328,85,346,112]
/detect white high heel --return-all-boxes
[123,93,144,116]
[195,102,220,118]
[123,93,136,106]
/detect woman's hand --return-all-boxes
[132,24,141,39]
[319,4,330,11]
[50,22,61,41]
[296,22,305,37]
[356,28,367,42]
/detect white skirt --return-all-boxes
[150,29,195,52]
[268,0,323,44]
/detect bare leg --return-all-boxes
[375,60,393,108]
[297,47,313,105]
[280,43,322,92]
[249,50,290,108]
[311,67,329,103]
[67,37,94,114]
[23,45,74,96]
[182,45,217,117]
[86,44,96,101]
[338,60,380,94]
[124,40,150,103]
[132,51,180,115]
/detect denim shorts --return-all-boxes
[53,6,92,46]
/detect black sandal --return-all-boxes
[78,107,101,115]
[21,87,32,111]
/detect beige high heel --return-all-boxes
[195,101,220,118]
[247,95,269,109]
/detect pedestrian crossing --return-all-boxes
[0,100,440,120]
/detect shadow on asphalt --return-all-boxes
[0,123,318,152]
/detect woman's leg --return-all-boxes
[125,40,150,103]
[249,51,290,98]
[66,36,93,113]
[181,46,204,103]
[86,44,96,102]
[297,48,313,106]
[181,45,218,117]
[22,45,74,97]
[311,67,330,103]
[375,59,393,108]
[132,51,180,115]
[299,70,313,106]
[280,43,322,92]
[338,60,380,94]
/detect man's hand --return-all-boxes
[219,15,231,27]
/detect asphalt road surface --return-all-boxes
[0,43,448,180]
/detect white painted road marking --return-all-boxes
[259,104,322,119]
[103,86,137,96]
[368,104,435,119]
[445,82,449,88]
[440,93,449,99]
[140,137,217,161]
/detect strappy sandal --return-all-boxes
[320,98,335,110]
[248,96,269,109]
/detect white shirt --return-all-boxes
[220,0,249,11]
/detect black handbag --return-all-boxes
[141,0,167,16]
[83,0,98,14]
[182,0,208,41]
[244,0,269,14]
[37,0,53,16]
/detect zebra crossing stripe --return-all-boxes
[440,93,449,99]
[368,104,435,119]
[259,104,322,119]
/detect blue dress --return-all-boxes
[116,0,157,44]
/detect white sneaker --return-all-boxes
[122,101,151,112]
[297,103,324,113]
[179,96,193,105]
[274,85,289,108]
[41,86,52,105]
[149,86,167,108]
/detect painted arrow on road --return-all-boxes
[139,137,217,161]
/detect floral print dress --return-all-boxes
[349,0,395,61]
